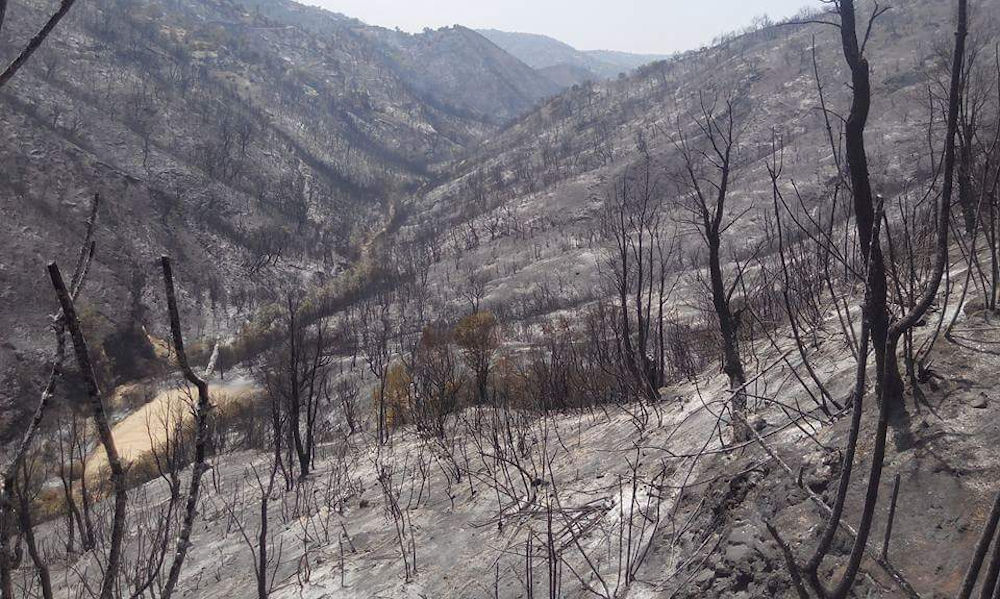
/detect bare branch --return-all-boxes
[0,0,81,90]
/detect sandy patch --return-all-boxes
[87,375,258,475]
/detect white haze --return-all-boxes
[308,0,821,54]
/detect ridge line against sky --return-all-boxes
[305,0,821,55]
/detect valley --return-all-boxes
[2,0,1000,597]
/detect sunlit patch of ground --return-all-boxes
[87,374,258,476]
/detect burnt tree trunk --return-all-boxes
[49,263,127,599]
[160,256,214,599]
[707,223,749,443]
[816,2,966,597]
[677,96,750,443]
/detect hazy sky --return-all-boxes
[305,0,821,55]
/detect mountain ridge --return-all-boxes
[476,27,671,83]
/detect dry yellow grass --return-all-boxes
[87,377,257,477]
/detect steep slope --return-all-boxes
[477,28,669,81]
[364,25,560,124]
[0,0,556,434]
[240,0,560,122]
[406,0,999,323]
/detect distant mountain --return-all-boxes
[241,2,560,123]
[585,48,671,71]
[536,63,599,88]
[363,25,560,123]
[476,29,670,84]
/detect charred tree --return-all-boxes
[675,93,752,443]
[49,262,128,599]
[0,0,81,89]
[160,256,215,599]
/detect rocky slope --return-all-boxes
[30,253,1000,599]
